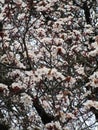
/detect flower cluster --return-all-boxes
[0,0,97,130]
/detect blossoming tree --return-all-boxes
[0,0,98,130]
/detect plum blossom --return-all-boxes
[8,70,24,80]
[42,100,50,109]
[0,0,97,129]
[89,71,98,88]
[0,0,5,4]
[36,28,46,37]
[18,14,25,20]
[45,121,62,130]
[56,93,63,100]
[35,67,50,76]
[53,21,64,32]
[0,13,4,21]
[13,0,22,5]
[95,36,98,44]
[48,68,65,80]
[20,93,32,107]
[11,82,25,90]
[41,37,52,44]
[63,127,70,130]
[91,41,98,49]
[75,64,85,75]
[16,61,26,69]
[0,83,8,92]
[84,100,98,109]
[89,49,98,57]
[84,24,94,34]
[66,113,76,119]
[59,111,66,123]
[35,1,55,12]
[53,38,64,45]
[0,54,9,63]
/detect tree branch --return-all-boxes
[27,91,55,124]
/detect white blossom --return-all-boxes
[0,83,8,90]
[11,82,25,89]
[0,0,5,4]
[0,13,4,20]
[56,93,63,100]
[41,37,52,44]
[20,93,32,107]
[13,0,22,5]
[89,49,98,57]
[84,100,98,110]
[49,68,65,80]
[66,113,76,119]
[75,65,85,75]
[91,41,98,48]
[18,14,25,19]
[45,121,62,130]
[89,71,98,88]
[42,100,50,108]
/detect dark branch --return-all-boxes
[73,0,92,24]
[0,124,9,130]
[0,22,3,32]
[90,107,98,121]
[33,96,55,124]
[27,91,55,124]
[82,2,91,24]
